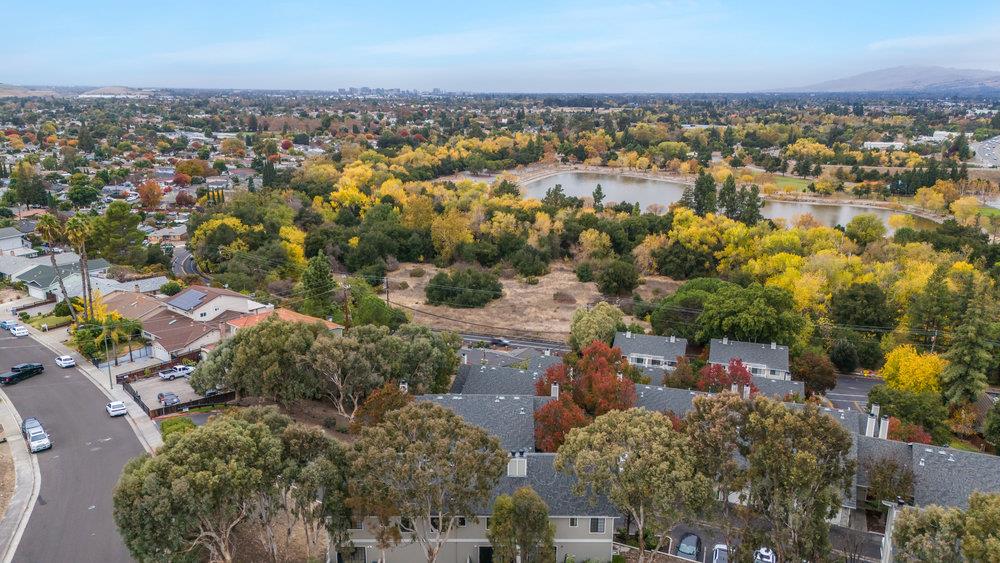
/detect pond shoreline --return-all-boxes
[499,163,948,225]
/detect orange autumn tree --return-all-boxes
[137,180,163,208]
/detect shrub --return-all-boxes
[409,267,425,278]
[425,268,502,308]
[18,312,29,322]
[553,291,576,304]
[159,280,183,296]
[575,262,594,282]
[829,338,859,373]
[52,297,83,317]
[160,417,196,439]
[510,247,549,277]
[596,259,639,296]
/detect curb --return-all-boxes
[23,327,160,454]
[0,388,41,563]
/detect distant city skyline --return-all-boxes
[7,0,1000,93]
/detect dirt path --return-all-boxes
[0,439,14,528]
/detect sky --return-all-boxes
[6,0,1000,93]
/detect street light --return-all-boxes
[103,335,113,390]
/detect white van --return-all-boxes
[10,325,29,337]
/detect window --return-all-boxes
[399,517,414,532]
[569,517,578,527]
[590,518,605,533]
[667,360,677,367]
[199,312,207,318]
[650,358,662,366]
[457,517,467,527]
[430,517,440,531]
[484,517,491,530]
[348,514,364,530]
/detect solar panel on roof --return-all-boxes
[168,289,206,311]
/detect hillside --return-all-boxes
[782,66,1000,93]
[0,83,57,97]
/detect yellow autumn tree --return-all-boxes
[950,196,981,227]
[431,209,473,261]
[578,228,613,260]
[881,344,947,394]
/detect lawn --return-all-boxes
[978,205,1000,218]
[949,438,982,453]
[26,314,72,330]
[773,176,811,192]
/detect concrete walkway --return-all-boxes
[25,326,163,453]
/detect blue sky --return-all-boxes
[7,0,1000,92]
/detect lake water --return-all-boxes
[521,171,934,231]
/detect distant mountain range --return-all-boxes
[782,66,1000,93]
[0,83,57,97]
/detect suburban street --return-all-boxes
[0,331,143,563]
[828,374,882,410]
[170,245,205,281]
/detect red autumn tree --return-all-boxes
[535,363,573,397]
[350,382,413,433]
[280,139,293,150]
[573,341,636,416]
[534,395,590,452]
[887,417,932,445]
[172,172,191,186]
[696,359,755,394]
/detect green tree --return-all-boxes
[718,174,738,219]
[35,214,77,323]
[867,385,950,444]
[790,351,838,395]
[695,283,806,347]
[569,301,624,350]
[299,251,336,318]
[596,259,639,296]
[91,200,146,265]
[487,487,556,563]
[350,402,506,563]
[591,183,605,211]
[830,282,896,329]
[907,263,957,346]
[829,338,859,373]
[734,184,764,225]
[425,268,502,308]
[845,213,886,246]
[893,505,964,563]
[687,171,717,216]
[963,492,1000,561]
[983,400,1000,447]
[113,417,284,562]
[556,408,712,563]
[305,330,393,421]
[940,285,995,407]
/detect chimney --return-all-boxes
[723,336,729,345]
[399,381,409,394]
[626,330,632,339]
[730,383,739,394]
[507,453,527,477]
[544,349,550,357]
[879,416,890,439]
[616,372,623,381]
[550,382,559,400]
[872,404,880,418]
[742,385,751,400]
[133,283,140,293]
[865,414,877,437]
[461,352,468,365]
[669,335,676,343]
[770,342,777,350]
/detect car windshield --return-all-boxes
[679,541,697,554]
[29,430,46,440]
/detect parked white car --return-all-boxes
[158,365,195,380]
[106,401,128,417]
[54,355,76,368]
[10,326,29,337]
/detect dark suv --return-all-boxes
[1,363,44,385]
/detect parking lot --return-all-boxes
[130,376,200,410]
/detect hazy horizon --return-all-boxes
[7,0,1000,93]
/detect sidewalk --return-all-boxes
[24,326,163,452]
[0,389,39,563]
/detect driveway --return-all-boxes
[0,332,144,563]
[827,374,882,410]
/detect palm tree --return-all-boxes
[65,216,94,321]
[35,214,78,323]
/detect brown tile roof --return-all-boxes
[226,307,343,330]
[102,291,166,320]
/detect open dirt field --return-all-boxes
[385,262,674,339]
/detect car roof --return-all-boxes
[109,401,126,406]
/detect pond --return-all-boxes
[521,171,935,231]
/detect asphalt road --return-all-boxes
[458,332,571,352]
[170,245,205,281]
[827,374,882,410]
[971,134,1000,168]
[0,332,143,563]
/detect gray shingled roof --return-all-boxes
[639,366,805,398]
[910,446,1000,509]
[613,331,687,360]
[451,365,545,396]
[486,454,618,517]
[14,259,110,288]
[418,394,550,452]
[856,435,913,488]
[634,384,702,416]
[709,338,790,372]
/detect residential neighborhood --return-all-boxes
[3,3,1000,563]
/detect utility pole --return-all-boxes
[342,283,352,330]
[103,335,113,390]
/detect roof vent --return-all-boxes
[626,330,632,339]
[669,335,676,343]
[507,456,527,478]
[770,342,777,350]
[723,336,729,345]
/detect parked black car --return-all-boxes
[1,363,44,385]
